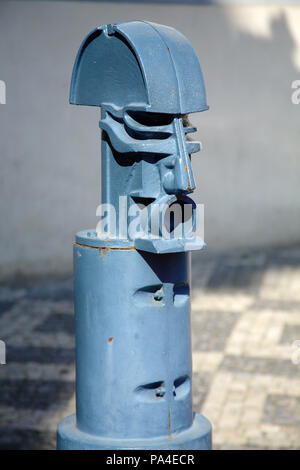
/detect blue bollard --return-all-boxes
[57,21,212,450]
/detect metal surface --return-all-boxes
[57,20,212,450]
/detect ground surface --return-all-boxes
[0,246,300,450]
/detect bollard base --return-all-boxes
[57,413,212,450]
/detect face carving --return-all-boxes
[99,106,201,244]
[100,108,201,201]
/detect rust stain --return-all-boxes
[184,165,188,172]
[74,242,136,255]
[186,180,195,192]
[166,45,170,52]
[168,410,171,437]
[99,247,109,257]
[108,337,113,343]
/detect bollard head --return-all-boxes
[71,21,208,253]
[70,21,208,114]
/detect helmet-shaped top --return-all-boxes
[70,20,208,114]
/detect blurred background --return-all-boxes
[0,0,300,450]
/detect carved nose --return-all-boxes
[173,117,197,194]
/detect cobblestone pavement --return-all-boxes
[0,246,300,449]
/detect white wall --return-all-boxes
[0,1,300,280]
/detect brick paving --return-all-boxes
[0,246,300,449]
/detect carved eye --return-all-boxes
[124,111,173,140]
[127,111,175,127]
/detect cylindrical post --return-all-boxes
[57,20,212,450]
[58,241,211,449]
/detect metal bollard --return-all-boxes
[57,20,212,450]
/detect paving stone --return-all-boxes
[0,301,15,317]
[192,372,212,412]
[220,355,298,377]
[263,394,300,426]
[25,278,73,302]
[192,292,254,312]
[249,299,300,312]
[206,263,264,293]
[192,310,237,351]
[6,345,75,365]
[34,313,74,335]
[280,324,300,345]
[0,429,56,450]
[192,351,223,373]
[0,379,74,410]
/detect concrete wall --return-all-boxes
[0,1,300,279]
